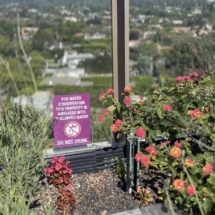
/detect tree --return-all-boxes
[136,56,153,76]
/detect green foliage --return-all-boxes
[114,157,126,181]
[0,104,51,214]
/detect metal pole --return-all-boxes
[111,0,130,145]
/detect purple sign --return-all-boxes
[53,93,91,148]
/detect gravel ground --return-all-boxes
[31,168,167,215]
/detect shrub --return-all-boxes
[0,104,50,213]
[100,68,215,214]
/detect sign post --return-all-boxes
[53,93,91,148]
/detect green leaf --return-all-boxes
[157,108,163,119]
[170,167,177,178]
[202,199,213,214]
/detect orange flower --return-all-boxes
[170,147,181,159]
[185,158,194,167]
[124,86,132,93]
[186,184,196,196]
[111,124,118,133]
[173,179,185,191]
[203,164,213,175]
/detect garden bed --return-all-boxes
[31,168,169,215]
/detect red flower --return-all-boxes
[203,164,213,175]
[173,179,185,191]
[65,184,73,190]
[176,76,184,83]
[164,104,172,112]
[98,114,104,121]
[186,184,196,196]
[135,152,142,162]
[52,156,58,164]
[140,156,151,167]
[106,88,114,94]
[146,145,158,156]
[63,177,70,184]
[136,128,146,138]
[123,97,131,106]
[99,93,106,101]
[170,147,181,159]
[115,119,122,127]
[124,86,132,93]
[103,108,109,115]
[111,124,118,133]
[174,140,181,148]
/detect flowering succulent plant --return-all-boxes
[45,156,75,213]
[100,68,215,214]
[136,186,155,206]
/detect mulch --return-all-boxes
[31,168,167,215]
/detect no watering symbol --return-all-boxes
[64,121,81,138]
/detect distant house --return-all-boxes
[48,42,63,50]
[143,31,156,40]
[84,32,106,40]
[130,69,139,77]
[129,40,140,47]
[157,45,172,52]
[173,27,191,33]
[21,27,38,40]
[172,20,183,25]
[64,16,77,22]
[41,77,93,87]
[53,67,85,78]
[60,51,95,65]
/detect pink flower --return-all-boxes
[58,156,65,163]
[190,72,199,78]
[124,97,132,106]
[103,108,109,115]
[136,127,146,138]
[99,93,106,101]
[52,156,58,164]
[106,88,114,95]
[135,152,142,162]
[139,95,144,100]
[188,109,203,119]
[146,145,158,156]
[161,140,170,147]
[115,119,122,126]
[203,164,213,175]
[164,104,172,112]
[136,186,141,192]
[184,76,191,81]
[186,184,196,196]
[176,76,184,83]
[205,107,210,113]
[98,114,104,121]
[174,140,182,148]
[140,156,151,167]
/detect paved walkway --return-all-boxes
[111,203,187,215]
